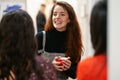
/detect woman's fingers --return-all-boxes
[62,59,71,70]
[52,56,71,71]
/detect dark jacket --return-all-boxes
[36,11,46,32]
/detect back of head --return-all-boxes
[0,9,36,57]
[90,0,107,55]
[0,9,38,79]
[40,3,46,13]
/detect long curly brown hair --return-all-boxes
[0,9,43,80]
[44,1,83,63]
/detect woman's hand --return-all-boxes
[52,56,71,71]
[62,57,71,71]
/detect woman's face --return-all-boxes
[52,5,70,31]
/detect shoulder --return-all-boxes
[35,56,54,70]
[35,56,53,68]
[35,56,57,80]
[36,31,45,41]
[77,57,93,72]
[77,56,97,78]
[77,55,105,70]
[78,54,106,67]
[77,54,107,80]
[36,31,43,37]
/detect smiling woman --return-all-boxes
[52,5,70,31]
[36,1,83,80]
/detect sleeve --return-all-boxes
[36,31,43,50]
[64,63,78,79]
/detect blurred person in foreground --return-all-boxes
[0,9,56,80]
[76,0,107,80]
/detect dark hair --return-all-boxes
[90,0,107,55]
[44,1,83,63]
[41,4,46,7]
[0,9,44,80]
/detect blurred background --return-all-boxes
[0,0,120,80]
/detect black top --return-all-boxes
[36,29,77,79]
[37,29,67,53]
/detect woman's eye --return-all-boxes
[53,13,57,16]
[61,14,65,16]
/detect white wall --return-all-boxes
[0,0,26,21]
[108,0,120,80]
[26,0,45,34]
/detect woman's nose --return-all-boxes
[56,14,60,18]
